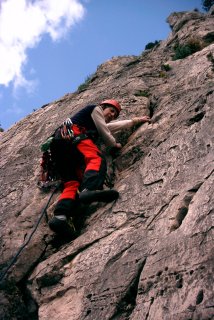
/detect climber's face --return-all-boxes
[103,106,118,123]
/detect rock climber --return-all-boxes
[48,99,150,235]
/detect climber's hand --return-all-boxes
[115,143,122,149]
[108,144,122,157]
[132,116,151,125]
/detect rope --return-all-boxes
[0,184,60,282]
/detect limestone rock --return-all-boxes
[0,9,213,320]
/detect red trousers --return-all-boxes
[51,125,107,201]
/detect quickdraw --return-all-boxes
[60,118,74,140]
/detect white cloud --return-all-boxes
[0,0,85,89]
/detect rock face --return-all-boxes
[0,10,214,320]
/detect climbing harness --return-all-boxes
[0,184,60,282]
[38,119,118,191]
[38,121,73,190]
[38,121,91,191]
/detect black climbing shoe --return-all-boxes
[79,189,119,204]
[54,198,78,217]
[48,216,75,236]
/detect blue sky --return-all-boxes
[0,0,203,130]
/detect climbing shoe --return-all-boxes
[54,198,78,217]
[79,189,119,204]
[48,215,75,236]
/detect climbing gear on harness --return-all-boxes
[100,99,121,117]
[38,119,84,190]
[79,189,119,204]
[37,149,60,191]
[0,183,60,282]
[41,136,54,152]
[72,133,89,145]
[38,130,91,191]
[60,118,74,140]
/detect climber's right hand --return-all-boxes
[115,143,122,149]
[108,144,121,157]
[132,116,151,125]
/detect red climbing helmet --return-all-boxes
[100,99,121,117]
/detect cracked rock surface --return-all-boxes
[0,9,214,320]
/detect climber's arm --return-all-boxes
[91,106,119,147]
[107,116,151,134]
